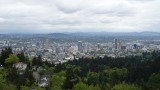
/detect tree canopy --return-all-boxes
[5,54,19,67]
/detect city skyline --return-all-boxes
[0,0,160,33]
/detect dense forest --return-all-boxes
[0,47,160,90]
[54,51,160,90]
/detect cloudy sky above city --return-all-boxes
[0,0,159,33]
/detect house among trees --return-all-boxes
[14,62,27,70]
[13,62,27,75]
[38,75,50,87]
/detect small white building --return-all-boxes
[13,62,27,75]
[14,62,27,70]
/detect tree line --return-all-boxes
[53,50,160,90]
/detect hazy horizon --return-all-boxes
[1,31,160,35]
[0,0,160,33]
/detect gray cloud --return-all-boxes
[91,2,137,17]
[54,0,83,13]
[0,0,159,33]
[55,4,81,13]
[128,0,156,2]
[43,18,82,25]
[92,9,136,17]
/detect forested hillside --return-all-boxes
[0,47,160,90]
[53,51,160,90]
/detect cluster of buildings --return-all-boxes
[1,35,160,88]
[0,37,160,65]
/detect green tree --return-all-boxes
[0,47,13,65]
[73,82,101,90]
[0,74,5,83]
[17,51,26,63]
[0,69,6,84]
[5,54,19,67]
[32,55,43,66]
[87,72,99,85]
[31,84,44,90]
[103,68,128,85]
[63,65,81,89]
[112,83,141,90]
[0,84,17,90]
[73,82,89,90]
[21,86,30,90]
[51,74,66,90]
[147,73,160,89]
[0,74,6,89]
[88,85,101,90]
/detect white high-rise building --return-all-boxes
[45,39,49,49]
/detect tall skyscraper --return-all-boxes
[78,41,82,52]
[118,40,122,50]
[133,44,137,49]
[97,43,101,49]
[114,39,118,50]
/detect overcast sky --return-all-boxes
[0,0,159,33]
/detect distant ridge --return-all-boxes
[47,32,160,36]
[48,33,70,37]
[1,31,160,36]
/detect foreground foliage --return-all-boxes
[1,48,160,90]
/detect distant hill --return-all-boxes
[1,32,158,42]
[65,32,160,37]
[48,33,70,36]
